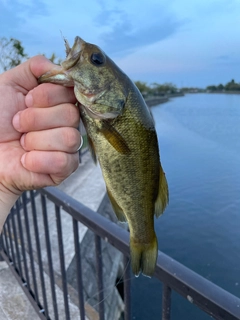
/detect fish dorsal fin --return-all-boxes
[100,121,131,154]
[155,165,169,217]
[107,187,127,222]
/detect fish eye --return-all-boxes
[91,52,105,66]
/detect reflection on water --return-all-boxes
[132,93,240,320]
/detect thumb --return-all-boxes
[4,55,62,92]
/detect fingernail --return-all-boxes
[12,112,21,131]
[25,91,33,108]
[21,153,26,167]
[20,133,26,148]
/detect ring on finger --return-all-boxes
[76,136,83,152]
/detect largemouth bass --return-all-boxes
[38,36,169,277]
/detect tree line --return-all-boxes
[0,37,181,96]
[206,79,240,92]
[1,37,240,95]
[134,81,180,97]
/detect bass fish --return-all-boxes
[38,36,169,277]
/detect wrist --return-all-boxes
[0,184,21,233]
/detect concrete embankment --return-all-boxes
[207,90,240,94]
[145,96,169,107]
[145,92,184,107]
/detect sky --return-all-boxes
[1,0,240,88]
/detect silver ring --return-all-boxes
[77,136,83,151]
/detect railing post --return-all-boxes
[123,255,131,320]
[0,234,3,261]
[95,234,105,320]
[162,284,172,320]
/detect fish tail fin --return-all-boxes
[130,234,158,277]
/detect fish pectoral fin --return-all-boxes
[107,187,127,222]
[87,135,97,164]
[154,165,169,217]
[100,121,130,154]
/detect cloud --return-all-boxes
[101,19,183,56]
[213,54,240,67]
[0,0,48,36]
[1,0,184,60]
[216,55,230,61]
[94,2,185,56]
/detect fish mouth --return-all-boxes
[38,36,118,120]
[38,36,97,93]
[61,36,84,70]
[38,36,84,86]
[38,68,74,86]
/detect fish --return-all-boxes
[38,36,169,277]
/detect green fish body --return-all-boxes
[38,37,169,277]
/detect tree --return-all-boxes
[151,82,177,95]
[0,37,28,71]
[225,79,240,91]
[217,84,224,91]
[206,85,217,91]
[134,81,151,96]
[46,53,62,65]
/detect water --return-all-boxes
[131,93,240,319]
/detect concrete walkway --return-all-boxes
[0,260,38,320]
[0,152,106,320]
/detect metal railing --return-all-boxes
[0,187,240,320]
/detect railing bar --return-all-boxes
[10,205,23,277]
[41,187,130,256]
[95,234,105,320]
[40,194,51,319]
[6,213,16,266]
[55,205,70,320]
[22,193,39,301]
[41,201,59,320]
[0,233,4,261]
[123,255,131,320]
[72,218,85,320]
[43,199,59,320]
[162,284,172,320]
[15,200,30,289]
[39,187,240,320]
[2,223,11,259]
[30,191,49,316]
[155,252,240,320]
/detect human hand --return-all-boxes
[0,55,80,228]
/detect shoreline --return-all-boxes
[207,90,240,95]
[145,92,184,107]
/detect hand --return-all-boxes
[0,55,80,230]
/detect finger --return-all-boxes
[26,83,76,108]
[21,127,82,153]
[21,150,79,184]
[13,103,80,132]
[6,55,59,92]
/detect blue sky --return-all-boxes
[1,0,240,87]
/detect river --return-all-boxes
[131,93,240,320]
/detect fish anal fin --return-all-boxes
[100,121,130,155]
[107,187,127,222]
[155,165,169,217]
[130,234,158,277]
